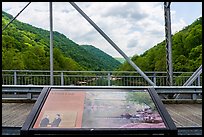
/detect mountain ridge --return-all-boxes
[2,11,121,71]
[118,17,202,72]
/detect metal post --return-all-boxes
[108,72,111,86]
[69,2,156,86]
[27,93,32,99]
[153,72,156,85]
[14,71,17,85]
[49,2,54,85]
[164,2,173,86]
[192,89,197,100]
[197,74,200,86]
[61,72,64,86]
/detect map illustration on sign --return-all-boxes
[33,89,166,129]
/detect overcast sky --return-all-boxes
[2,2,202,57]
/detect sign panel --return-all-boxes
[33,89,166,129]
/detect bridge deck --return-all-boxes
[2,103,34,127]
[164,104,202,127]
[2,103,202,128]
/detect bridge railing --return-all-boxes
[2,70,202,86]
[2,85,202,101]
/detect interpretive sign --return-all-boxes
[21,87,177,135]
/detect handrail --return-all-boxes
[2,85,202,96]
[2,70,202,86]
[2,70,200,73]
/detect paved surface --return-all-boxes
[2,103,34,127]
[164,104,202,127]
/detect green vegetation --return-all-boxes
[2,11,121,71]
[2,10,202,83]
[114,57,126,64]
[82,45,121,70]
[126,92,155,110]
[119,17,202,72]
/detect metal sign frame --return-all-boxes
[21,87,177,135]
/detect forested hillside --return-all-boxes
[2,11,121,71]
[119,17,202,72]
[82,45,122,70]
[114,57,126,63]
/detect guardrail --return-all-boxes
[2,70,202,86]
[2,85,43,101]
[2,85,202,101]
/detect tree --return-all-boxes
[2,48,25,70]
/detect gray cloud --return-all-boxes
[127,40,138,48]
[75,30,97,43]
[147,29,163,36]
[101,3,148,21]
[61,9,69,13]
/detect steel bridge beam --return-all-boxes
[2,2,31,31]
[164,2,173,86]
[174,65,202,99]
[183,65,202,86]
[49,2,54,85]
[69,2,156,86]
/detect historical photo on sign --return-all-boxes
[39,111,77,128]
[82,91,166,128]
